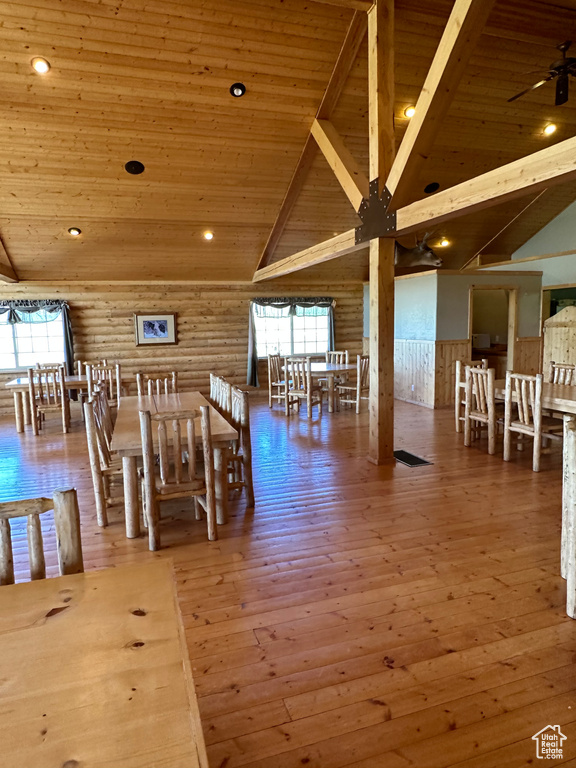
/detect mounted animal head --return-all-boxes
[394,233,443,269]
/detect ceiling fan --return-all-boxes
[508,41,576,106]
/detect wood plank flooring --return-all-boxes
[1,398,575,767]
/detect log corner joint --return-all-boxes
[354,179,397,245]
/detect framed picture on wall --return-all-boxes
[134,313,177,346]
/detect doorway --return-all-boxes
[468,286,517,376]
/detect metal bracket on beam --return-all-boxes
[354,179,397,244]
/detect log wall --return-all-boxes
[0,282,363,417]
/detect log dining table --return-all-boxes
[5,374,90,432]
[494,379,576,619]
[283,361,358,413]
[110,392,238,539]
[0,560,208,768]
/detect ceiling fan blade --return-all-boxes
[507,75,556,102]
[556,73,569,105]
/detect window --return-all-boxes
[252,304,331,358]
[0,309,66,370]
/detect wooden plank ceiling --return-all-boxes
[1,0,576,282]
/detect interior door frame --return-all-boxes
[467,285,518,371]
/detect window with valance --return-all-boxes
[0,300,74,373]
[247,297,335,387]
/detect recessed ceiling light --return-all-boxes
[424,182,440,194]
[31,57,50,74]
[68,227,82,237]
[230,82,246,98]
[439,238,450,247]
[404,105,416,118]
[203,231,214,241]
[125,160,145,175]
[543,123,557,135]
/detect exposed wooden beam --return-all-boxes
[255,11,367,271]
[0,236,18,283]
[253,230,364,282]
[310,0,373,10]
[386,0,496,211]
[368,0,394,196]
[395,135,576,237]
[367,0,395,466]
[311,119,369,211]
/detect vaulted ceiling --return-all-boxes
[2,0,576,283]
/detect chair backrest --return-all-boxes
[548,361,576,386]
[87,363,121,405]
[139,405,214,489]
[465,365,495,416]
[455,358,488,387]
[85,395,114,469]
[326,350,349,365]
[357,355,369,388]
[268,354,282,383]
[0,489,83,586]
[231,386,251,443]
[28,365,65,407]
[505,371,542,428]
[285,357,312,394]
[136,371,178,397]
[36,362,65,370]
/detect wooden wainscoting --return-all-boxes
[394,340,435,407]
[434,340,470,408]
[514,337,543,375]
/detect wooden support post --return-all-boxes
[367,0,395,465]
[368,238,395,463]
[563,415,576,618]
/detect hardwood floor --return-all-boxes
[1,398,575,767]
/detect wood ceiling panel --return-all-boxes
[2,0,576,281]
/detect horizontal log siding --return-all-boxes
[0,283,363,416]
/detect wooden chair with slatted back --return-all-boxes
[84,397,124,528]
[136,371,179,397]
[337,355,369,413]
[28,365,70,435]
[284,356,323,418]
[87,362,122,408]
[209,372,219,405]
[0,489,83,585]
[139,405,216,550]
[548,361,576,385]
[267,354,289,409]
[454,358,488,433]
[463,366,502,455]
[227,386,255,509]
[325,350,349,365]
[503,371,564,472]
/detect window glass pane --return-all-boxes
[12,314,65,369]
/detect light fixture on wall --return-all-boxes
[31,57,50,74]
[230,82,246,98]
[68,227,82,237]
[543,123,557,135]
[203,231,214,241]
[404,105,416,118]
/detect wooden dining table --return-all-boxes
[0,560,208,768]
[283,361,358,412]
[5,374,89,432]
[110,392,238,539]
[494,379,576,619]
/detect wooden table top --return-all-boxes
[5,374,89,390]
[0,560,208,768]
[494,379,576,416]
[283,362,357,374]
[111,392,238,456]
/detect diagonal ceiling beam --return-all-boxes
[394,135,576,236]
[311,118,369,210]
[255,11,367,271]
[253,229,364,282]
[386,0,496,211]
[0,235,18,283]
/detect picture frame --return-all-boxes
[134,312,177,346]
